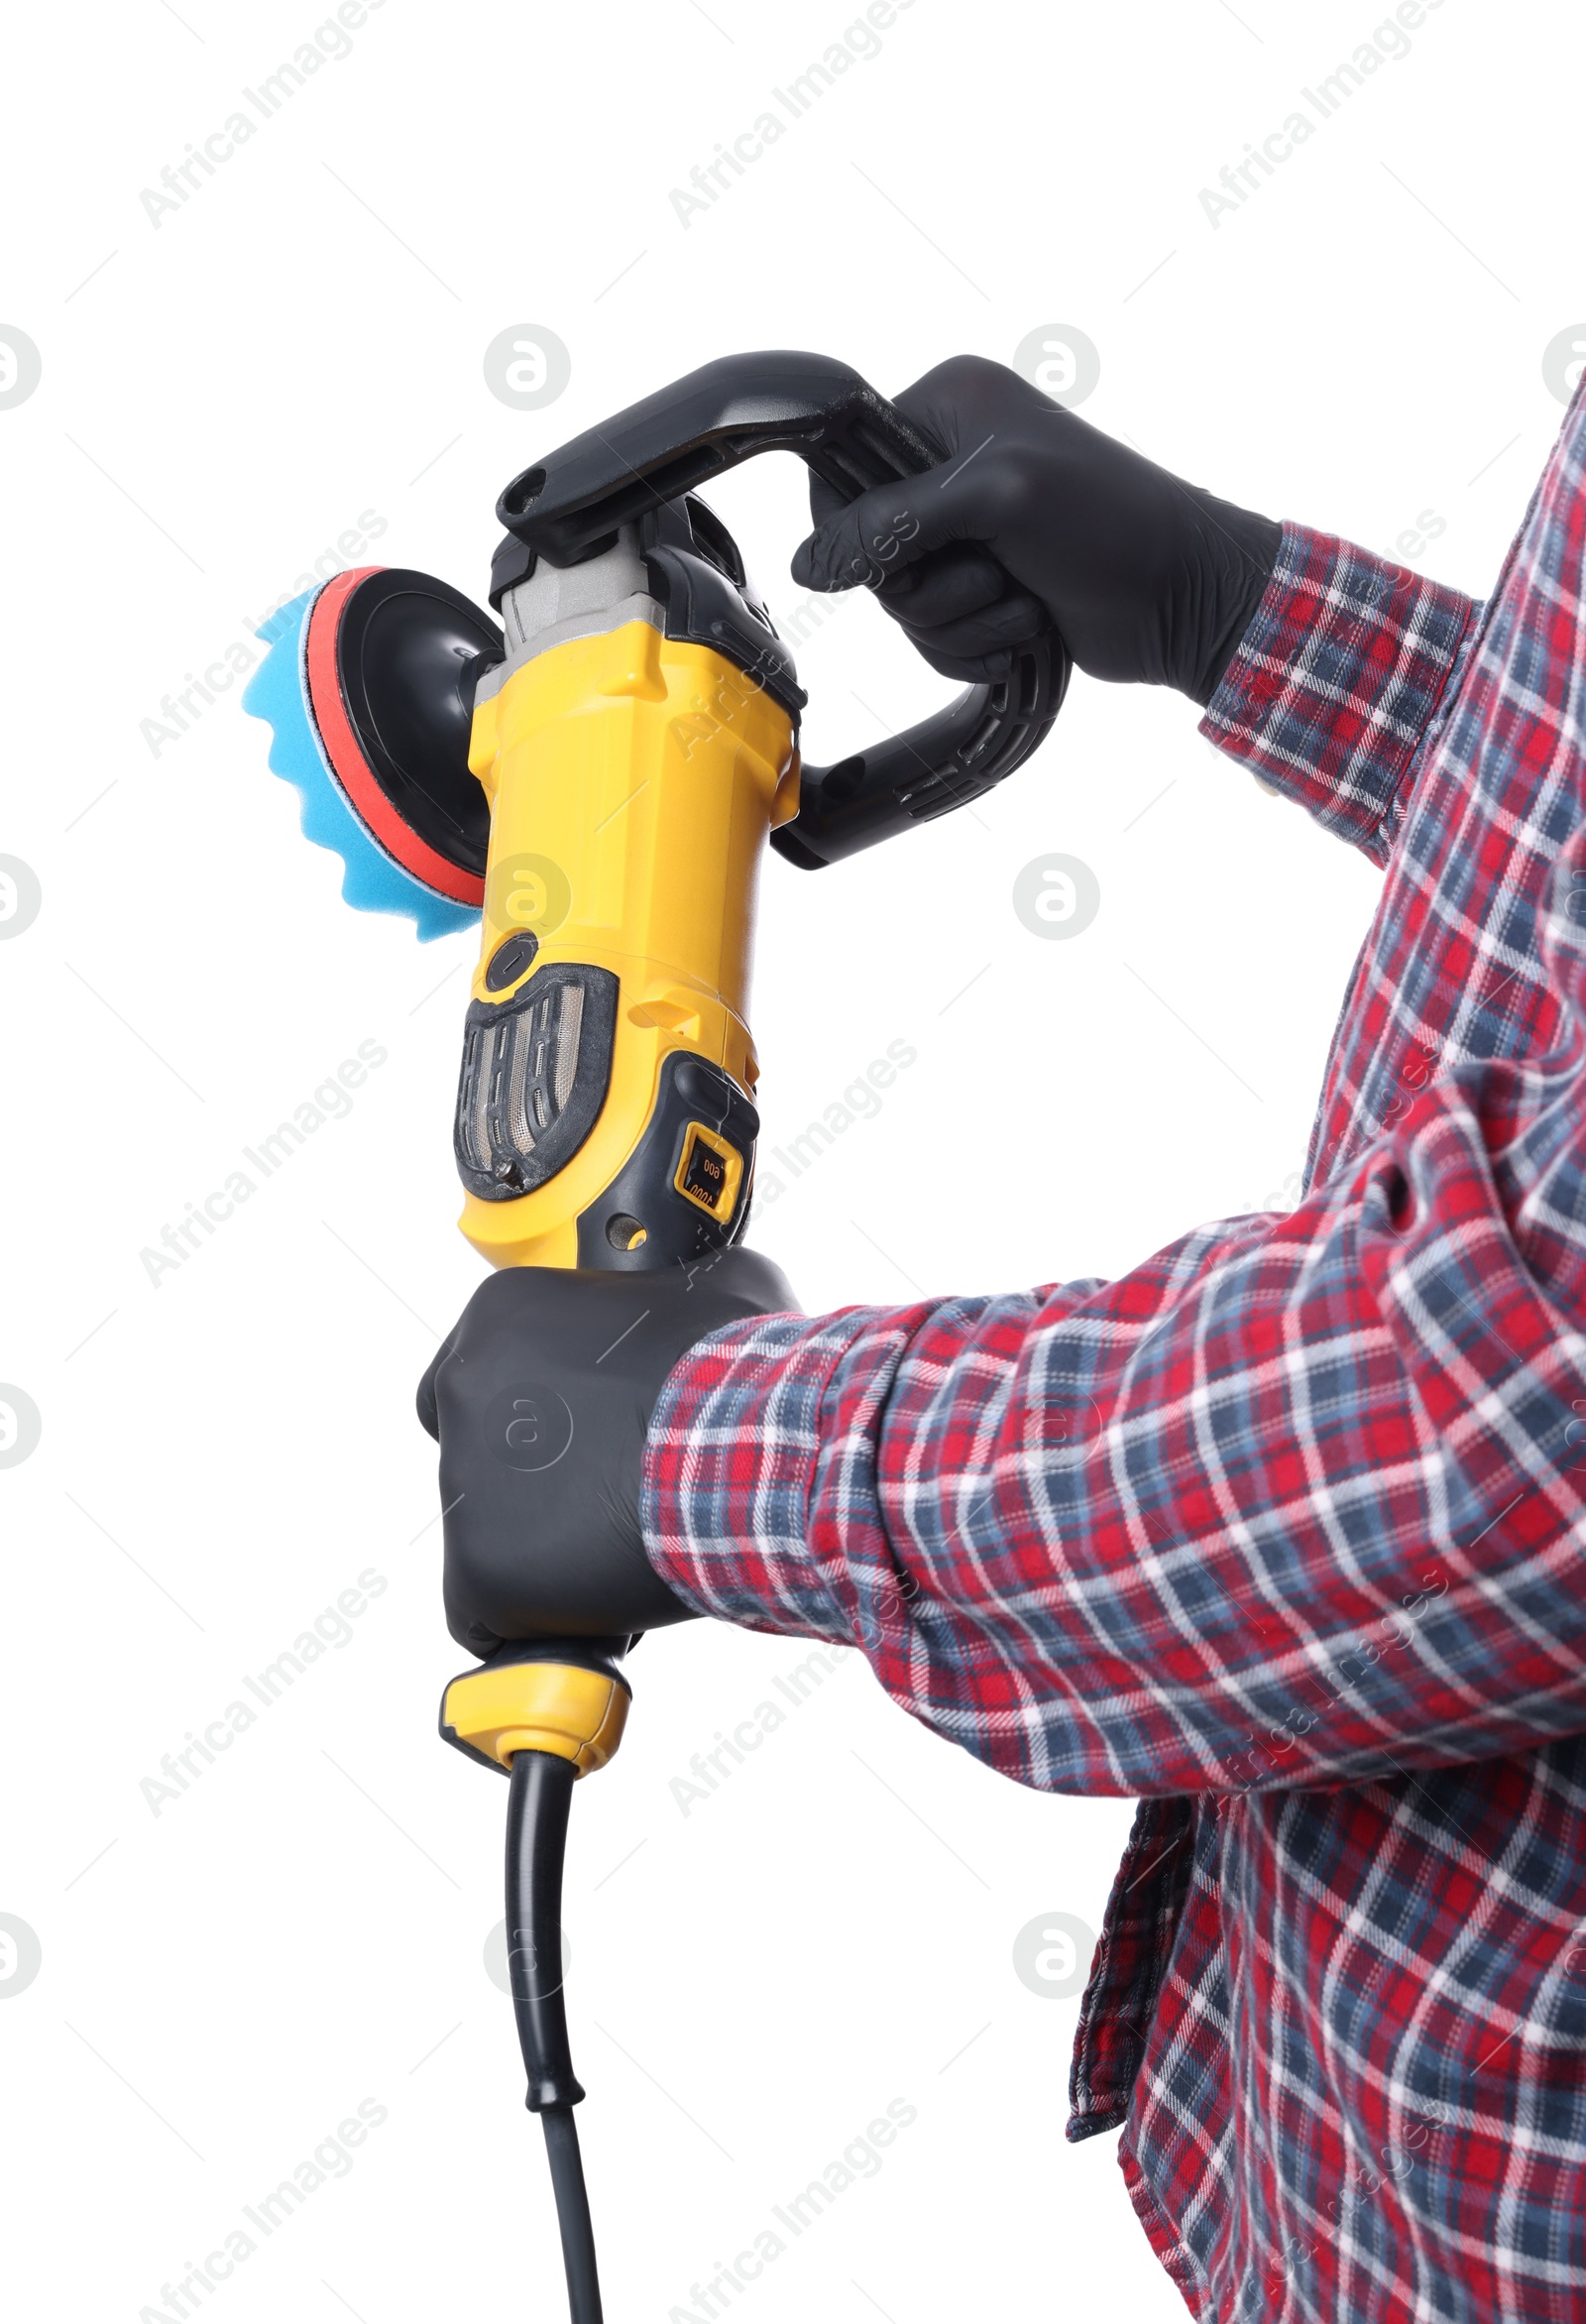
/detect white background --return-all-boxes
[2,1,1582,2318]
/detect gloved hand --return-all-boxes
[792,354,1282,706]
[416,1248,798,1657]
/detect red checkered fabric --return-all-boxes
[642,382,1586,2322]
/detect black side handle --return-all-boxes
[497,352,1069,868]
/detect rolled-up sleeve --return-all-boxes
[1200,522,1478,866]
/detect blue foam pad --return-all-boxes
[241,588,481,944]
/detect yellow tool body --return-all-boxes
[460,620,799,1271]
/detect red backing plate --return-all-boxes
[304,567,487,908]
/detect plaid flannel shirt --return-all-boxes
[641,379,1586,2323]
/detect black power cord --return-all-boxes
[542,2106,603,2321]
[506,1749,604,2324]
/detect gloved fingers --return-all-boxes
[807,469,852,532]
[872,543,1008,627]
[791,455,997,596]
[900,590,1049,664]
[804,444,984,560]
[889,353,1060,448]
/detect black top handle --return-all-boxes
[495,350,1069,869]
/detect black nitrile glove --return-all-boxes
[792,354,1282,706]
[416,1249,798,1656]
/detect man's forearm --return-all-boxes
[642,1032,1586,1797]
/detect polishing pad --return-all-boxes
[242,567,502,942]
